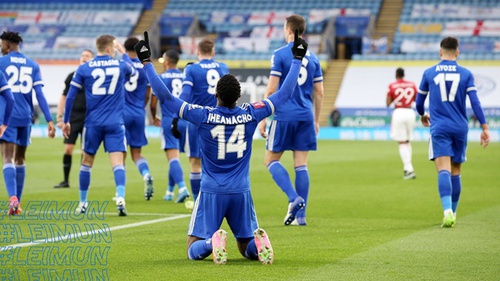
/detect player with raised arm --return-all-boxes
[386,67,418,180]
[257,14,324,226]
[0,31,56,216]
[416,36,490,228]
[135,30,307,264]
[62,35,136,216]
[54,49,94,188]
[150,50,189,203]
[179,38,229,202]
[122,37,154,200]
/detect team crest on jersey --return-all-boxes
[188,104,204,110]
[252,101,266,108]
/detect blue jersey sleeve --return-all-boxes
[120,56,136,77]
[179,103,205,127]
[416,71,430,115]
[270,52,283,78]
[313,59,323,83]
[34,85,53,122]
[64,66,84,123]
[466,74,486,125]
[179,66,193,101]
[0,73,14,126]
[32,63,44,87]
[143,63,187,117]
[265,59,301,112]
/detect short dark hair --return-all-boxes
[440,37,459,51]
[198,38,214,56]
[83,49,94,56]
[285,14,306,35]
[96,34,115,52]
[163,50,179,65]
[124,37,139,52]
[216,74,241,106]
[396,67,404,79]
[1,31,23,44]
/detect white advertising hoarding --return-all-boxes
[336,60,500,108]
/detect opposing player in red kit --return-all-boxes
[386,67,418,180]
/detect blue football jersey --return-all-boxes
[0,72,9,93]
[71,55,134,127]
[270,42,323,121]
[178,100,274,194]
[124,58,149,117]
[418,60,475,134]
[182,59,229,107]
[0,51,43,126]
[159,68,184,118]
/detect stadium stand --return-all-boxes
[0,0,148,60]
[355,0,500,60]
[161,0,383,61]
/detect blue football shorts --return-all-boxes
[1,126,31,146]
[187,191,258,240]
[161,116,179,150]
[124,115,148,148]
[186,122,201,158]
[266,120,317,152]
[82,124,126,155]
[428,131,467,163]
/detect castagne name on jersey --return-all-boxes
[89,60,120,67]
[207,113,253,125]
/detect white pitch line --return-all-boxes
[3,214,191,249]
[2,211,185,216]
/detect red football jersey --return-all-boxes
[387,79,417,108]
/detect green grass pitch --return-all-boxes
[0,138,499,280]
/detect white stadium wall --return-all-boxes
[334,60,500,141]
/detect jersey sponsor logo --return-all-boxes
[187,104,204,110]
[252,101,266,108]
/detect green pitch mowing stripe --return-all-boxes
[5,214,191,248]
[293,205,500,280]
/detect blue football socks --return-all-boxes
[79,164,92,202]
[170,158,186,189]
[3,163,17,198]
[188,239,212,260]
[438,170,452,212]
[16,165,25,202]
[136,158,150,177]
[190,172,201,201]
[451,174,462,213]
[295,165,309,215]
[268,161,298,202]
[113,165,126,198]
[244,239,259,260]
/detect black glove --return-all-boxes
[171,118,181,139]
[291,29,308,60]
[134,31,152,63]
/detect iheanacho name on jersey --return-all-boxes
[207,113,253,124]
